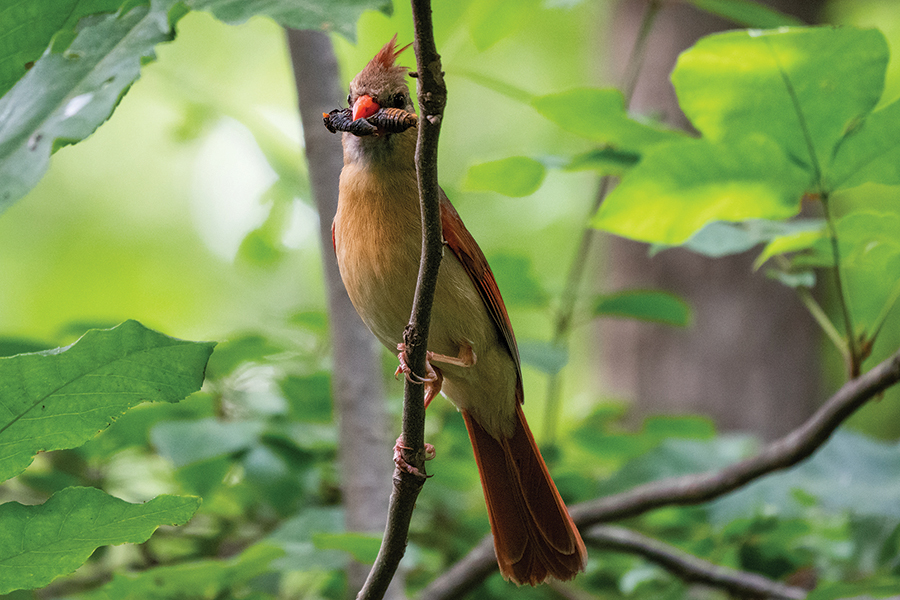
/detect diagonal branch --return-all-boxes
[419,346,900,599]
[584,525,807,600]
[356,2,447,599]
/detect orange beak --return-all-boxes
[352,94,380,121]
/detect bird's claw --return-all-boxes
[394,437,436,479]
[395,344,443,408]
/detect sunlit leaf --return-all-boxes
[672,27,888,177]
[830,98,900,190]
[754,228,826,269]
[465,156,546,197]
[312,532,381,564]
[0,487,199,594]
[594,290,691,326]
[78,542,282,600]
[532,88,682,151]
[684,0,802,27]
[594,136,809,244]
[185,0,392,41]
[0,2,181,213]
[0,321,214,483]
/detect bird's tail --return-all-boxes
[462,404,587,585]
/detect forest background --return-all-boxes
[1,0,900,599]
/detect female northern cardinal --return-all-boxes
[331,36,587,585]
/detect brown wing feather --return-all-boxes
[439,190,523,394]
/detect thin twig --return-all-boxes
[356,2,447,599]
[419,346,900,599]
[584,526,807,600]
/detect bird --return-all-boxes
[330,35,587,585]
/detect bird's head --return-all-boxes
[348,35,414,121]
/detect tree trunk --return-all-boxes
[286,30,403,599]
[601,0,825,439]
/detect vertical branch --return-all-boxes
[357,1,447,598]
[284,29,399,597]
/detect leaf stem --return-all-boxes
[821,195,860,376]
[795,285,850,365]
[869,276,900,349]
[541,1,660,445]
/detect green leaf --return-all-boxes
[829,97,900,190]
[488,253,548,307]
[594,290,691,326]
[312,532,381,564]
[185,0,393,41]
[672,27,889,179]
[532,88,682,151]
[0,2,181,212]
[807,579,900,600]
[564,147,641,176]
[674,218,824,259]
[205,334,287,379]
[683,0,802,28]
[151,418,265,467]
[0,320,215,483]
[0,487,199,594]
[517,340,568,375]
[642,415,716,440]
[0,0,128,98]
[464,156,546,197]
[266,507,347,571]
[78,542,282,600]
[594,136,809,244]
[754,227,826,269]
[466,0,542,51]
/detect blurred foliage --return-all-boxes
[0,0,899,599]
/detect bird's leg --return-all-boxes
[395,344,444,408]
[393,436,436,479]
[429,343,477,369]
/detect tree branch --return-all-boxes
[420,346,900,599]
[357,2,447,598]
[584,525,807,600]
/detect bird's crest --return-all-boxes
[358,34,411,83]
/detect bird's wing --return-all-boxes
[439,189,523,396]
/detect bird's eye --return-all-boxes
[347,94,352,106]
[389,93,406,108]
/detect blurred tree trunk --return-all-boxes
[600,0,826,439]
[286,30,404,599]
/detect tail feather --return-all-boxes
[462,405,587,585]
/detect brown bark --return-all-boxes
[601,0,826,438]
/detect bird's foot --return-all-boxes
[395,344,443,408]
[394,436,436,479]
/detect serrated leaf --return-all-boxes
[830,97,900,190]
[79,541,282,600]
[0,320,215,483]
[594,290,691,326]
[594,136,809,244]
[312,532,381,564]
[185,0,392,41]
[464,156,546,197]
[532,88,682,151]
[0,487,199,594]
[672,27,888,178]
[0,2,181,212]
[684,0,802,28]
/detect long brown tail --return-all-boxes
[462,404,587,585]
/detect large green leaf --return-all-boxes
[77,541,281,600]
[185,0,392,40]
[532,88,683,152]
[0,320,215,482]
[672,27,889,181]
[594,290,691,327]
[593,136,810,244]
[829,97,900,190]
[0,0,129,98]
[0,486,200,594]
[0,1,181,212]
[464,156,546,197]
